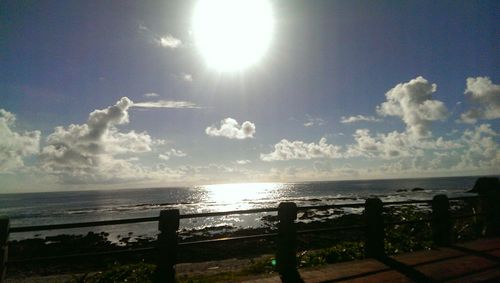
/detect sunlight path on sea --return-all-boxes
[201,182,289,211]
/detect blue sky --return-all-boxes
[1,0,499,193]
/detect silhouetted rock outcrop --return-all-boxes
[468,177,500,195]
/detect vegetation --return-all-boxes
[76,263,156,283]
[12,200,484,282]
[70,257,276,283]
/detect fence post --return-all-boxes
[431,194,453,246]
[484,191,500,236]
[364,198,384,258]
[154,209,179,283]
[470,177,500,236]
[277,202,300,282]
[0,216,9,283]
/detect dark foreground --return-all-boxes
[5,198,485,282]
[244,237,500,283]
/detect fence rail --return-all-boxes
[1,193,499,283]
[6,196,472,233]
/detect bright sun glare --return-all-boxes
[192,0,274,72]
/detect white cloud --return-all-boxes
[158,35,182,49]
[345,127,463,160]
[159,148,187,161]
[459,77,500,124]
[340,115,381,123]
[421,124,499,173]
[457,124,500,169]
[0,109,40,172]
[346,129,420,159]
[205,118,255,139]
[132,100,199,109]
[40,97,158,183]
[143,93,159,98]
[303,115,325,127]
[261,138,342,161]
[376,76,448,138]
[138,24,182,49]
[182,73,193,82]
[236,159,251,165]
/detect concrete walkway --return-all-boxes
[244,237,500,283]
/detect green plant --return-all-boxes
[298,241,364,268]
[81,263,155,283]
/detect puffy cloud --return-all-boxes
[40,97,156,183]
[236,159,251,165]
[132,100,199,109]
[158,35,182,48]
[459,77,500,124]
[340,115,381,123]
[419,124,499,173]
[205,118,255,139]
[456,124,499,169]
[0,109,40,171]
[260,138,342,161]
[159,148,187,161]
[143,92,159,98]
[377,76,448,138]
[345,127,462,160]
[346,129,419,159]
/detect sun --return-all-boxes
[192,0,274,72]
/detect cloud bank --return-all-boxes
[261,138,342,161]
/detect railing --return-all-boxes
[1,193,499,283]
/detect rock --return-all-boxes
[411,187,425,192]
[468,177,500,194]
[396,189,408,192]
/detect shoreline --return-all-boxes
[6,187,477,244]
[6,197,481,279]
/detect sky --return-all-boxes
[0,0,499,193]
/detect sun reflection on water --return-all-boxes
[201,182,287,211]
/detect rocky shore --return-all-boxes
[6,197,481,280]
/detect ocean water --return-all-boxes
[0,176,482,241]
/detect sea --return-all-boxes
[0,176,485,242]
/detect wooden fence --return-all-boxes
[1,193,499,283]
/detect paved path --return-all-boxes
[244,237,500,283]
